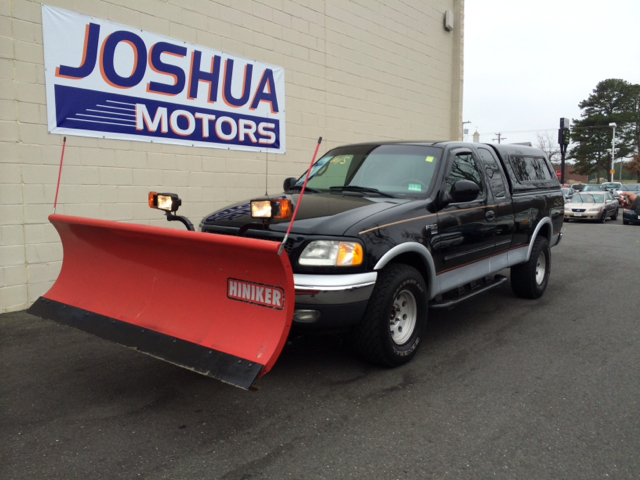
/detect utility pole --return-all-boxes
[609,123,617,182]
[493,133,506,144]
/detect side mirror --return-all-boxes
[283,177,297,192]
[450,180,480,203]
[437,180,480,209]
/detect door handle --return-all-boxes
[485,210,496,221]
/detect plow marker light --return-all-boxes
[251,198,292,220]
[27,214,295,390]
[149,192,182,212]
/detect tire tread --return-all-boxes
[511,237,550,299]
[353,264,426,367]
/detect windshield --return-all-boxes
[572,193,604,203]
[583,185,604,191]
[294,144,442,198]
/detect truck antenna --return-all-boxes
[52,137,67,214]
[278,137,323,256]
[265,147,268,195]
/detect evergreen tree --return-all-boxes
[568,79,639,182]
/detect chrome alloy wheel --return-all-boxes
[535,251,547,285]
[389,289,417,345]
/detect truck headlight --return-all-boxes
[299,240,363,266]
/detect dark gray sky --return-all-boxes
[462,0,640,148]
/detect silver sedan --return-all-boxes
[564,192,619,223]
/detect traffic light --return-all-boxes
[558,118,571,146]
[558,127,570,146]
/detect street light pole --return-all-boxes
[609,122,617,182]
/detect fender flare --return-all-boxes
[526,216,553,261]
[373,242,438,300]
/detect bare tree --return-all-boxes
[535,132,561,163]
[624,153,640,181]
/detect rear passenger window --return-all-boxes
[510,156,553,181]
[477,148,507,198]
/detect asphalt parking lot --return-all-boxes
[2,217,639,479]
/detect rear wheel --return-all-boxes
[353,264,427,367]
[511,236,550,299]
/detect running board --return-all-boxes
[429,275,508,309]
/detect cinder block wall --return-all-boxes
[0,0,464,312]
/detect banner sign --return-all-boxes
[42,5,286,153]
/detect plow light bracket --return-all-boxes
[149,192,182,213]
[251,198,293,220]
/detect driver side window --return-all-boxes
[446,153,484,198]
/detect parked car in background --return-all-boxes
[564,192,619,222]
[602,182,624,199]
[623,207,640,225]
[602,182,622,191]
[583,185,605,192]
[561,187,574,202]
[572,184,586,192]
[619,184,640,193]
[621,189,640,225]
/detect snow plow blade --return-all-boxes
[28,214,294,389]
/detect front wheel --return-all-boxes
[353,264,427,367]
[511,236,550,299]
[611,209,618,220]
[600,210,607,223]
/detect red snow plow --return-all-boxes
[28,214,295,389]
[28,137,322,389]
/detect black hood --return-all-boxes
[201,192,404,236]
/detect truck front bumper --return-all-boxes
[293,272,377,328]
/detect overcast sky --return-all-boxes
[462,0,640,147]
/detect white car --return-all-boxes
[564,192,619,222]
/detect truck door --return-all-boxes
[475,146,515,259]
[434,148,496,291]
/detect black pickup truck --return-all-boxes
[200,141,564,367]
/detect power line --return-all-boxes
[478,121,636,136]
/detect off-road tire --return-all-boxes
[511,236,550,299]
[353,264,427,367]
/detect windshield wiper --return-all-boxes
[329,185,394,198]
[288,185,321,193]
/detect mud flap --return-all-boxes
[27,214,294,389]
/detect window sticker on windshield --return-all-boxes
[408,184,422,192]
[426,156,435,163]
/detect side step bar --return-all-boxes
[429,275,508,309]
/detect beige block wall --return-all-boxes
[0,0,464,313]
